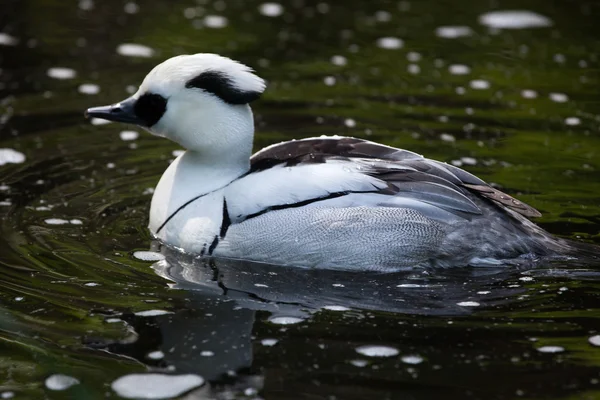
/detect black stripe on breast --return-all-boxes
[242,190,377,221]
[207,235,219,255]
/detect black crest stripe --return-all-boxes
[185,70,261,105]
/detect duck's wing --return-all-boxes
[249,136,542,219]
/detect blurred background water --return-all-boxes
[1,0,599,399]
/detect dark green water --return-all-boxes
[1,0,600,398]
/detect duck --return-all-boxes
[86,53,574,271]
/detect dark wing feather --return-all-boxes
[250,137,542,219]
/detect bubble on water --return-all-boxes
[91,118,111,125]
[477,291,491,294]
[397,283,424,288]
[356,345,399,357]
[45,218,70,225]
[537,345,564,353]
[376,37,403,49]
[324,76,336,86]
[120,130,139,141]
[549,92,568,103]
[344,118,356,128]
[519,276,534,282]
[401,355,424,364]
[331,55,347,66]
[1,391,14,399]
[0,33,18,46]
[47,67,76,80]
[15,297,24,302]
[269,316,304,325]
[133,251,165,261]
[589,335,600,346]
[461,157,477,165]
[200,350,214,357]
[435,26,473,38]
[350,359,368,367]
[322,305,350,311]
[440,133,456,142]
[111,373,204,399]
[457,301,480,307]
[261,338,279,346]
[521,89,537,99]
[135,309,172,317]
[565,117,580,126]
[117,43,154,58]
[448,64,471,75]
[406,52,421,62]
[332,283,345,288]
[374,10,392,22]
[478,11,552,29]
[78,83,100,95]
[254,283,269,288]
[0,200,11,206]
[84,282,99,287]
[45,374,80,391]
[470,79,490,89]
[124,2,139,13]
[147,350,164,360]
[407,64,420,74]
[70,219,83,225]
[259,3,284,17]
[203,15,228,28]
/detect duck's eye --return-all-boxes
[134,93,167,127]
[186,71,261,105]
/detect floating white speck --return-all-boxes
[407,64,420,74]
[440,133,456,142]
[521,89,537,99]
[135,309,172,317]
[117,43,154,58]
[254,283,269,288]
[376,37,403,49]
[146,350,164,360]
[70,219,83,225]
[0,185,8,191]
[261,338,278,346]
[461,157,477,165]
[45,374,80,391]
[477,290,491,294]
[435,26,473,38]
[397,283,424,288]
[0,200,11,206]
[356,345,399,357]
[0,33,18,46]
[332,283,345,288]
[519,276,534,282]
[84,282,99,287]
[344,118,356,128]
[331,55,347,66]
[259,3,284,17]
[589,335,600,346]
[457,301,480,307]
[203,15,228,28]
[15,297,24,302]
[565,117,580,126]
[407,52,421,62]
[78,0,93,10]
[78,83,100,95]
[47,67,76,80]
[120,130,139,141]
[1,391,14,399]
[478,11,552,29]
[91,118,111,125]
[549,92,568,103]
[133,251,165,261]
[111,373,204,399]
[470,79,490,89]
[269,316,304,325]
[350,359,368,367]
[322,305,350,311]
[401,355,424,364]
[448,64,471,75]
[106,318,122,323]
[323,76,336,86]
[537,345,564,353]
[124,2,139,13]
[45,218,69,225]
[200,350,214,357]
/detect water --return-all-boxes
[1,0,599,398]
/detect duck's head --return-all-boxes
[86,53,266,155]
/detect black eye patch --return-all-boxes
[134,93,168,127]
[185,70,261,105]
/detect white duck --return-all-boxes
[86,53,572,270]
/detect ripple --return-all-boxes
[478,10,552,29]
[111,373,204,399]
[435,26,473,38]
[376,37,403,49]
[117,43,154,58]
[356,345,399,357]
[45,374,80,391]
[0,149,25,166]
[47,67,76,80]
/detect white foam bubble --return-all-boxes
[440,133,456,142]
[124,2,139,13]
[135,309,172,317]
[376,37,403,49]
[45,218,70,225]
[470,79,490,90]
[478,11,552,29]
[457,301,480,307]
[549,92,568,103]
[133,251,165,261]
[589,335,600,346]
[147,350,164,360]
[448,64,471,75]
[344,118,356,128]
[537,345,564,353]
[331,55,347,66]
[0,33,18,46]
[521,89,537,99]
[117,43,154,58]
[78,83,100,95]
[261,338,279,346]
[324,76,336,86]
[111,373,204,399]
[401,355,424,364]
[91,118,111,125]
[350,359,368,367]
[84,282,99,287]
[435,26,473,38]
[565,117,580,126]
[259,3,284,17]
[45,374,80,391]
[203,15,228,28]
[356,345,399,357]
[47,67,76,80]
[120,130,139,141]
[322,305,350,311]
[269,316,304,325]
[200,350,214,357]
